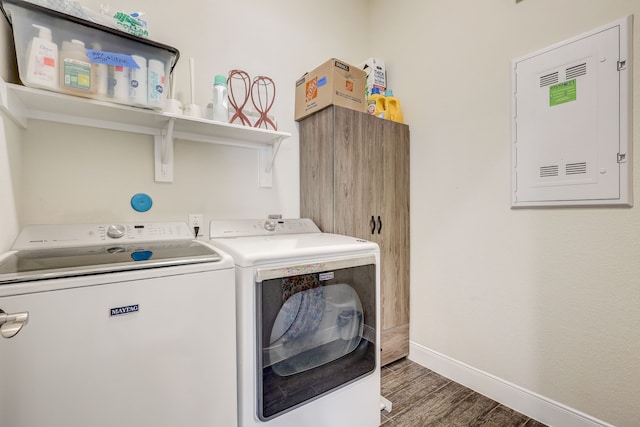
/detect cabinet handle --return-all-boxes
[377,215,382,234]
[370,216,376,234]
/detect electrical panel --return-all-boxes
[511,16,633,207]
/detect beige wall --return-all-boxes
[2,0,370,232]
[369,0,639,425]
[1,0,639,425]
[0,111,21,249]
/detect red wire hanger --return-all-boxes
[251,76,277,130]
[228,69,252,126]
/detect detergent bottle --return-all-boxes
[367,87,386,118]
[59,39,93,97]
[383,89,404,123]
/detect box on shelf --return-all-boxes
[358,57,386,97]
[295,58,366,121]
[0,0,179,110]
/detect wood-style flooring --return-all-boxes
[380,358,548,427]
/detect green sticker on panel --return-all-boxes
[550,79,576,106]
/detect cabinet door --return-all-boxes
[377,118,410,366]
[332,107,410,365]
[333,107,382,240]
[299,107,336,232]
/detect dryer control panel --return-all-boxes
[12,222,193,250]
[209,218,321,238]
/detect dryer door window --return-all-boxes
[255,255,377,421]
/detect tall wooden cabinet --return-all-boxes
[299,105,410,366]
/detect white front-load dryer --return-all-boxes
[210,218,381,427]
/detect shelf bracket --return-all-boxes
[154,118,175,182]
[258,136,283,188]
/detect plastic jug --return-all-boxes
[367,87,385,118]
[383,89,403,123]
[59,39,93,97]
[212,74,229,122]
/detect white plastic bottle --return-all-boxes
[211,74,229,122]
[129,55,148,107]
[59,39,93,97]
[25,24,58,90]
[111,65,130,102]
[147,59,166,109]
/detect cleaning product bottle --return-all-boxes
[25,24,58,90]
[111,64,130,102]
[383,89,404,123]
[59,39,93,97]
[129,55,148,107]
[212,74,229,122]
[147,59,166,109]
[367,87,386,118]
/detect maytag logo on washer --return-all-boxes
[110,304,139,316]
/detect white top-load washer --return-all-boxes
[209,218,381,427]
[0,222,237,427]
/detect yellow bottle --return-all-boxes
[383,89,404,123]
[367,87,386,118]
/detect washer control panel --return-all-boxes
[12,222,193,250]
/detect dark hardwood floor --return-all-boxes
[380,358,548,427]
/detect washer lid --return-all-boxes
[0,240,222,284]
[210,232,379,267]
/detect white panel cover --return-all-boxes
[511,16,632,207]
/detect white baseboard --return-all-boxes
[409,341,615,427]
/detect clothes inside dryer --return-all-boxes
[266,280,364,376]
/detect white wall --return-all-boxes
[0,111,21,249]
[0,5,20,248]
[1,1,639,426]
[369,0,640,426]
[2,0,370,235]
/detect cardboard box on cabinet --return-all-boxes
[295,58,366,121]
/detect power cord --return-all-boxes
[193,226,200,238]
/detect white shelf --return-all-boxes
[0,78,291,186]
